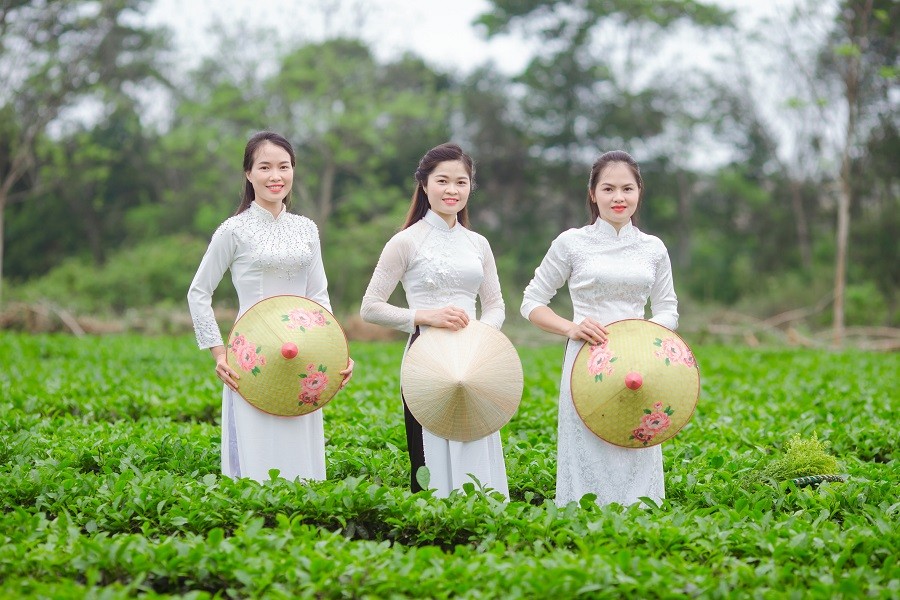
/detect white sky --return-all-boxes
[145,0,789,78]
[145,0,534,76]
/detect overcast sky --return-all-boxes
[145,0,790,78]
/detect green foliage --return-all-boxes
[10,235,227,314]
[1,332,898,597]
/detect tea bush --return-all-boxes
[1,332,897,598]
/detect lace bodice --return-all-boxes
[521,219,678,329]
[188,202,330,348]
[360,210,505,333]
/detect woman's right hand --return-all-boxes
[214,352,240,392]
[415,306,470,330]
[565,317,609,345]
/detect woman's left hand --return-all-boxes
[339,357,355,389]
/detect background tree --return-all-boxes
[0,0,166,302]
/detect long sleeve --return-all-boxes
[647,249,679,330]
[305,230,333,314]
[520,234,572,320]
[187,225,234,349]
[476,236,505,329]
[360,233,416,333]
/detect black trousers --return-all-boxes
[401,327,426,493]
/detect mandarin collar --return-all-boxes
[249,200,286,222]
[423,208,458,232]
[591,218,634,239]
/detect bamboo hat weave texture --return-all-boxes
[226,295,349,416]
[401,321,523,442]
[570,319,699,448]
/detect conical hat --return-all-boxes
[401,321,523,442]
[570,319,699,448]
[225,295,349,416]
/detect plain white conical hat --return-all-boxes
[401,320,523,442]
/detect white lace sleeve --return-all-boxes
[476,236,505,329]
[520,233,572,320]
[360,232,416,333]
[648,245,679,330]
[187,224,234,349]
[305,225,333,314]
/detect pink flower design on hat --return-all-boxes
[654,337,695,367]
[283,308,331,332]
[230,333,265,376]
[229,333,248,351]
[284,309,314,330]
[298,363,329,406]
[630,401,675,446]
[587,340,617,382]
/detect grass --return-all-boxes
[0,331,898,598]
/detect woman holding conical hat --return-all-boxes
[188,131,354,483]
[361,142,509,498]
[521,150,679,507]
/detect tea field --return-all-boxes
[0,331,897,598]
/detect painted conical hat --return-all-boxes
[401,321,523,442]
[226,295,349,416]
[570,319,699,448]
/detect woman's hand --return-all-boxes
[339,357,355,390]
[214,352,240,392]
[565,317,609,345]
[415,306,470,330]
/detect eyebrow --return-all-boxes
[434,172,469,179]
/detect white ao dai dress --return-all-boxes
[361,209,509,498]
[188,201,332,482]
[521,219,678,507]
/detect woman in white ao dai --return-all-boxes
[521,151,678,507]
[188,132,353,483]
[361,143,509,498]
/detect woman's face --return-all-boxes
[591,162,640,231]
[424,159,471,227]
[246,141,293,208]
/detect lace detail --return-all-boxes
[192,314,223,349]
[418,228,463,305]
[361,209,505,332]
[232,204,317,281]
[188,202,328,349]
[522,220,677,328]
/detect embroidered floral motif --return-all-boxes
[586,339,617,381]
[283,308,330,332]
[654,337,695,367]
[228,332,266,375]
[630,402,674,446]
[298,363,329,405]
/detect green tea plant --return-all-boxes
[0,332,897,598]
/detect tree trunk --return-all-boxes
[788,178,812,269]
[676,171,692,270]
[833,0,869,348]
[833,164,851,348]
[0,192,5,307]
[318,160,336,225]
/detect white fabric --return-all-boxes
[188,202,330,482]
[521,219,679,507]
[361,209,509,498]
